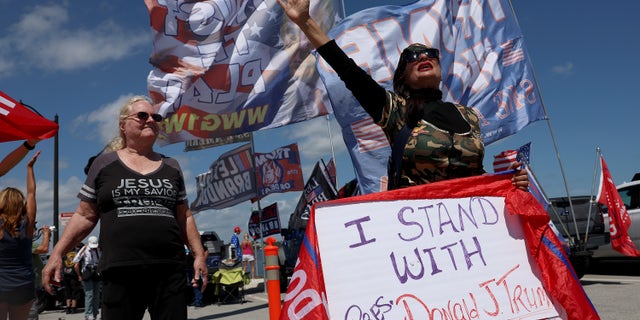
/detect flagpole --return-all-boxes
[584,147,601,246]
[248,133,267,291]
[508,0,579,239]
[325,115,339,188]
[53,114,59,245]
[527,165,575,246]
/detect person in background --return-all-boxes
[29,224,51,320]
[278,0,529,190]
[74,236,101,320]
[0,140,39,178]
[0,151,40,320]
[41,96,207,320]
[61,251,81,314]
[230,226,242,262]
[241,233,256,279]
[184,246,206,308]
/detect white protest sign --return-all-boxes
[314,196,561,319]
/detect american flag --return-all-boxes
[494,142,549,209]
[493,142,531,172]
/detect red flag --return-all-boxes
[280,211,329,320]
[596,155,640,257]
[281,174,599,320]
[0,90,58,142]
[506,187,600,320]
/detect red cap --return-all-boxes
[234,226,241,233]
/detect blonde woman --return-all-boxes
[42,96,207,320]
[241,233,256,279]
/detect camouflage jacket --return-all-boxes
[379,91,486,188]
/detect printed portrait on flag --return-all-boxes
[144,0,342,145]
[253,143,304,199]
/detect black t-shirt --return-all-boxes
[78,151,187,271]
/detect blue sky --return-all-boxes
[1,0,639,244]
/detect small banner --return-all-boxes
[253,143,304,200]
[288,159,337,231]
[190,143,256,211]
[247,202,281,240]
[184,133,251,152]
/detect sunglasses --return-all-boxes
[402,47,440,63]
[128,111,163,122]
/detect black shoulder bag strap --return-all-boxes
[388,124,411,190]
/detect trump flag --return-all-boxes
[253,143,304,200]
[317,0,546,194]
[144,0,342,145]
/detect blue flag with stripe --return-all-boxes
[317,0,546,194]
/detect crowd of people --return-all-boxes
[0,1,537,318]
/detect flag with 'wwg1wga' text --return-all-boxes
[145,0,342,146]
[317,0,546,194]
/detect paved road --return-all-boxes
[581,258,640,319]
[38,259,640,319]
[38,279,275,320]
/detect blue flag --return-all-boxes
[317,0,546,194]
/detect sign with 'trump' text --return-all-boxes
[314,196,561,319]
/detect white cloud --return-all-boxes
[4,174,84,229]
[0,4,148,76]
[288,116,346,161]
[71,94,135,145]
[551,62,574,76]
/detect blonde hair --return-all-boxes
[107,95,153,150]
[0,187,27,238]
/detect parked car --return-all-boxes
[200,231,224,274]
[194,231,225,305]
[279,228,304,292]
[548,195,607,250]
[592,174,640,259]
[547,195,608,278]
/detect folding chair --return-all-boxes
[212,260,249,305]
